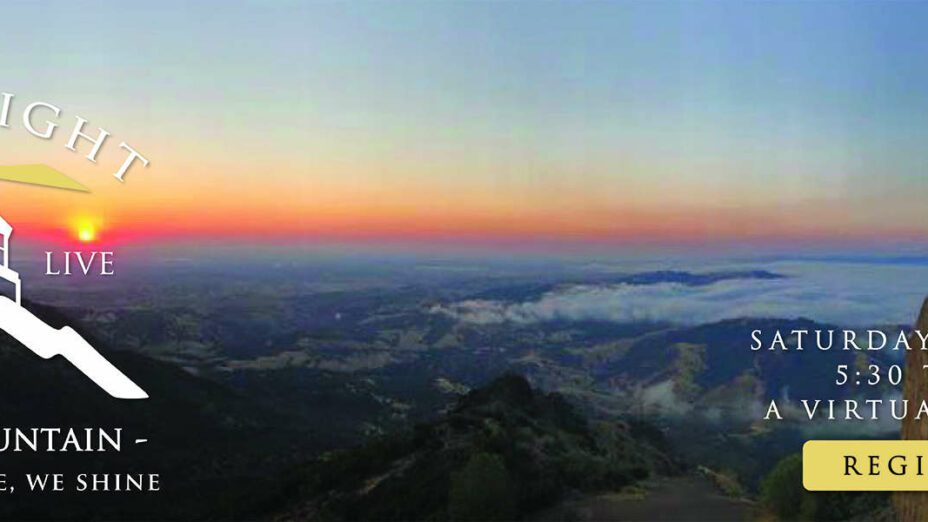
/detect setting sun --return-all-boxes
[71,216,103,243]
[78,226,96,243]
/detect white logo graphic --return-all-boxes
[0,215,147,399]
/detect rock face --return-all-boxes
[894,298,928,521]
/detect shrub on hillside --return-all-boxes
[449,452,515,521]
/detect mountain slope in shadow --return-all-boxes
[0,300,309,520]
[277,373,677,521]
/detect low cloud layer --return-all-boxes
[434,261,928,327]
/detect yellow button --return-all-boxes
[804,440,928,491]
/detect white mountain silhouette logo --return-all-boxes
[0,215,147,399]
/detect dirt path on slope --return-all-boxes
[535,475,760,522]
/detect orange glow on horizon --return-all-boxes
[0,159,924,249]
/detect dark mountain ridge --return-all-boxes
[277,373,676,521]
[0,299,312,520]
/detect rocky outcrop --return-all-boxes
[894,298,928,521]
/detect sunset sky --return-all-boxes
[2,1,927,251]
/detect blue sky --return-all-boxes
[2,1,927,248]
